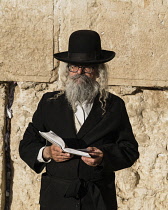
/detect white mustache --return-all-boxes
[70,74,90,82]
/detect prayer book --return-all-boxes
[39,130,91,157]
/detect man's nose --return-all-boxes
[77,67,84,74]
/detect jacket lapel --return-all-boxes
[48,94,77,139]
[51,93,112,142]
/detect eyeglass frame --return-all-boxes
[68,64,98,74]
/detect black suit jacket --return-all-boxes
[19,91,139,210]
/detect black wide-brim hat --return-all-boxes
[54,30,115,65]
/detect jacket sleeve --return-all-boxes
[19,94,47,173]
[98,100,139,172]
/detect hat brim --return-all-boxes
[54,50,115,65]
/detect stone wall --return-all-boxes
[0,0,168,210]
[4,83,168,210]
[1,0,168,86]
[10,82,56,210]
[0,84,7,210]
[0,0,54,82]
[112,87,168,210]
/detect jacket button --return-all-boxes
[76,202,80,208]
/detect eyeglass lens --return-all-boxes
[68,65,95,73]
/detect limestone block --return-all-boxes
[110,87,168,210]
[1,0,168,86]
[10,83,168,210]
[54,0,168,87]
[0,0,55,82]
[0,84,7,210]
[10,82,58,210]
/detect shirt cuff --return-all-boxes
[37,146,51,163]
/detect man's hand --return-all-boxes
[43,145,73,162]
[81,147,103,167]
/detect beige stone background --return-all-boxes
[0,0,168,210]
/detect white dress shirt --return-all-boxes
[37,102,93,163]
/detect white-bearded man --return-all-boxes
[19,30,139,210]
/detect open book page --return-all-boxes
[39,131,65,149]
[64,148,91,157]
[39,131,91,157]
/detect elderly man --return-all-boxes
[19,30,139,210]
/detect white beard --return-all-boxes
[65,74,99,112]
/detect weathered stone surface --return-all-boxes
[1,0,168,86]
[0,0,55,82]
[54,0,168,87]
[110,87,168,210]
[10,82,58,210]
[106,1,168,87]
[1,1,168,209]
[10,83,168,209]
[0,84,7,210]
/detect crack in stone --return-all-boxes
[4,82,17,210]
[49,0,59,83]
[109,85,168,96]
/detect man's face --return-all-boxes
[68,64,98,80]
[65,63,100,110]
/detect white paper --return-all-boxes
[39,131,91,157]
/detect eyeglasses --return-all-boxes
[68,64,97,74]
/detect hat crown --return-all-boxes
[68,30,101,53]
[54,29,115,64]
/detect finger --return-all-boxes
[53,152,72,158]
[61,152,72,158]
[54,154,74,162]
[51,145,63,152]
[88,148,103,157]
[81,156,96,165]
[53,152,73,159]
[89,152,102,158]
[87,147,94,152]
[81,156,102,166]
[56,156,71,160]
[82,156,93,161]
[87,147,103,153]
